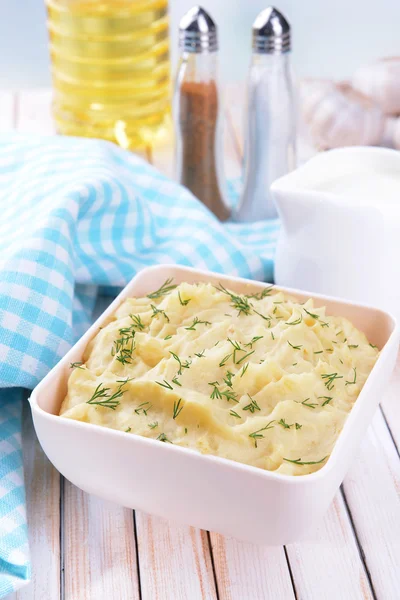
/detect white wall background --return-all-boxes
[1,0,400,88]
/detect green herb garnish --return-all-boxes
[219,354,232,367]
[135,402,152,416]
[148,421,158,429]
[321,372,343,391]
[151,304,170,322]
[278,418,292,429]
[172,376,182,387]
[288,341,302,350]
[236,350,255,365]
[319,396,333,406]
[240,363,249,377]
[147,278,177,300]
[156,380,173,390]
[215,283,252,316]
[245,285,274,300]
[229,410,241,419]
[185,317,211,331]
[249,421,275,447]
[157,433,172,443]
[285,315,303,326]
[70,361,84,369]
[295,423,302,430]
[195,350,205,358]
[178,291,191,306]
[283,456,328,466]
[303,308,320,320]
[173,398,184,420]
[345,367,357,386]
[243,396,260,413]
[87,382,123,410]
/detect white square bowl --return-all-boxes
[29,265,399,545]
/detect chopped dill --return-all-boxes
[299,398,317,409]
[283,456,328,466]
[249,421,275,447]
[240,362,249,377]
[70,361,84,369]
[321,372,343,391]
[278,418,292,429]
[223,371,234,388]
[303,307,320,320]
[194,350,205,358]
[148,421,158,429]
[245,336,264,349]
[220,389,238,403]
[169,351,191,375]
[295,423,302,430]
[285,315,303,326]
[219,354,232,367]
[245,285,274,300]
[173,398,184,420]
[178,291,191,306]
[229,410,241,419]
[185,317,211,331]
[348,344,359,349]
[172,376,182,387]
[147,278,177,299]
[151,304,170,322]
[164,335,172,340]
[157,432,172,443]
[87,381,124,410]
[135,402,152,416]
[156,380,173,390]
[345,367,357,386]
[215,283,251,316]
[236,350,255,365]
[243,396,260,413]
[319,396,333,406]
[288,341,302,350]
[125,427,131,433]
[209,383,222,400]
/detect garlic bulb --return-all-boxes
[353,58,400,115]
[300,79,384,150]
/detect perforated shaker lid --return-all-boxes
[253,6,291,54]
[179,6,218,53]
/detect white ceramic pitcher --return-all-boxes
[271,146,400,320]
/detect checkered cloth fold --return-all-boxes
[0,133,279,596]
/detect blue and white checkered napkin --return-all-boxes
[0,132,279,596]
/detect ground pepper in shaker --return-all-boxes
[236,7,296,222]
[174,6,230,221]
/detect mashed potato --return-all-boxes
[60,279,379,475]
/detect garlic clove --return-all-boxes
[353,58,400,115]
[300,79,384,150]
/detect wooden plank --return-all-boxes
[63,481,140,600]
[15,90,55,135]
[381,352,400,451]
[0,91,15,131]
[15,401,60,600]
[210,534,295,600]
[135,512,217,600]
[286,493,373,600]
[342,407,400,599]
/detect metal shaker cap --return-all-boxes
[252,7,291,54]
[179,6,218,53]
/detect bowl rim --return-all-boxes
[29,264,399,485]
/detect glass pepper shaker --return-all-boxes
[236,7,296,222]
[174,6,230,221]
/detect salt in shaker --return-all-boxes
[236,7,296,222]
[174,6,230,221]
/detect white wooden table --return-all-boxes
[2,89,400,600]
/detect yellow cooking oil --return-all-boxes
[46,0,171,150]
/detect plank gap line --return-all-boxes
[59,475,65,600]
[340,487,377,600]
[206,531,221,600]
[132,511,142,600]
[283,545,298,600]
[379,405,400,460]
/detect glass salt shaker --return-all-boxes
[236,7,296,222]
[174,6,230,221]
